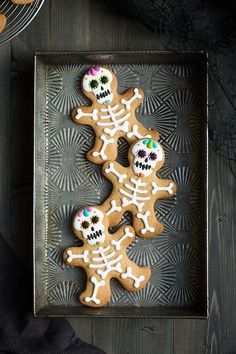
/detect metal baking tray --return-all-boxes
[34,51,208,318]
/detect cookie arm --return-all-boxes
[152,177,177,199]
[110,225,135,250]
[87,135,118,164]
[133,205,164,238]
[71,105,99,125]
[100,191,124,227]
[103,161,128,184]
[63,246,90,267]
[102,162,129,226]
[120,87,144,111]
[120,88,159,141]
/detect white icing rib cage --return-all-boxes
[0,0,45,46]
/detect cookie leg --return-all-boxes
[133,208,164,238]
[87,134,118,164]
[118,260,151,291]
[101,196,124,227]
[79,276,111,307]
[126,122,160,143]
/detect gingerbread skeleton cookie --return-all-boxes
[63,206,151,307]
[101,138,177,238]
[72,66,159,164]
[0,14,7,33]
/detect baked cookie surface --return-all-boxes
[101,138,177,237]
[63,206,151,307]
[72,66,159,164]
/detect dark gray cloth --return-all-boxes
[103,0,236,177]
[0,234,105,354]
[104,0,236,48]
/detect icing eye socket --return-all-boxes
[100,75,109,84]
[149,152,157,161]
[81,221,90,229]
[91,216,99,224]
[89,79,99,89]
[137,149,147,158]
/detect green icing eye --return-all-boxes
[100,75,109,84]
[89,79,99,89]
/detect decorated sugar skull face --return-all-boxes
[131,139,164,177]
[73,207,105,246]
[82,66,114,105]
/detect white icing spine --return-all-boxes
[119,177,150,212]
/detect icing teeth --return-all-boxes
[97,90,110,100]
[87,230,103,240]
[135,161,151,171]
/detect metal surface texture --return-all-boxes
[0,0,44,46]
[34,51,208,318]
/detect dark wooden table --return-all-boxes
[0,1,235,353]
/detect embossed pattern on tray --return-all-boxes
[37,58,206,310]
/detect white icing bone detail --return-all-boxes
[111,227,134,250]
[137,211,155,234]
[92,135,114,160]
[75,108,98,121]
[97,262,122,279]
[126,124,151,139]
[105,162,127,183]
[91,245,110,254]
[151,182,174,195]
[88,246,123,279]
[121,267,145,288]
[84,276,105,304]
[106,200,122,216]
[121,88,142,110]
[119,178,150,212]
[100,104,119,112]
[66,249,89,263]
[96,105,130,137]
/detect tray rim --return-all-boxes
[33,50,209,319]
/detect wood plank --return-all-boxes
[174,319,206,354]
[89,0,166,52]
[92,318,173,354]
[13,0,91,52]
[10,0,94,340]
[206,151,236,353]
[0,44,11,245]
[67,318,93,344]
[174,149,236,354]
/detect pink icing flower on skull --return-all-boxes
[73,207,105,246]
[82,66,114,105]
